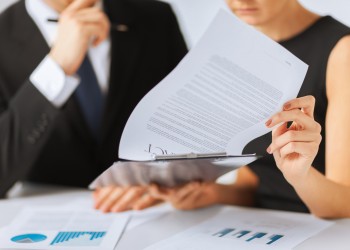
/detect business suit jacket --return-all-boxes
[0,0,187,197]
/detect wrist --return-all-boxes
[285,167,313,189]
[49,50,68,75]
[209,183,233,205]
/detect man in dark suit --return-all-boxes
[0,0,187,199]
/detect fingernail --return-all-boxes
[266,146,271,154]
[284,103,291,110]
[265,119,272,127]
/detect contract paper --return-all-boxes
[91,9,308,188]
[0,207,129,250]
[145,206,334,250]
[119,9,308,161]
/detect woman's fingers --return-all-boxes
[268,130,322,154]
[94,186,116,208]
[171,189,203,210]
[149,182,201,208]
[95,187,125,212]
[149,185,174,201]
[172,182,201,203]
[279,141,320,158]
[132,193,161,210]
[283,95,316,118]
[266,109,321,132]
[110,187,146,212]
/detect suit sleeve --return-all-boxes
[0,75,59,198]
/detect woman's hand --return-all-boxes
[150,182,220,210]
[93,186,161,213]
[265,96,322,185]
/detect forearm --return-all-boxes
[212,183,256,207]
[0,81,59,197]
[292,167,350,218]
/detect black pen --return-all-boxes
[47,18,59,23]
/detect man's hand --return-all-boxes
[49,0,110,75]
[93,186,162,213]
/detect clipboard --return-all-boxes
[89,152,261,188]
[152,152,258,161]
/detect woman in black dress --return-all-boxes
[95,0,350,218]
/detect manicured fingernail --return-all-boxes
[265,119,272,127]
[266,146,271,154]
[284,103,291,110]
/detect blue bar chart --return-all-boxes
[50,232,106,246]
[212,228,284,246]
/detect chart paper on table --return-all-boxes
[0,207,129,250]
[145,206,333,250]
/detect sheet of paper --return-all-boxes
[0,206,129,250]
[89,156,258,188]
[145,206,333,250]
[67,199,174,232]
[119,9,308,161]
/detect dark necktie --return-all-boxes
[75,56,105,140]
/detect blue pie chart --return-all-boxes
[11,234,47,243]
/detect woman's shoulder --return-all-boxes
[318,16,350,35]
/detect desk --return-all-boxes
[1,183,350,250]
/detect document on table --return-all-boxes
[67,198,174,232]
[145,206,334,250]
[90,9,308,188]
[0,207,129,250]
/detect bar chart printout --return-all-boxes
[0,207,129,250]
[145,207,333,250]
[50,232,106,246]
[212,228,283,245]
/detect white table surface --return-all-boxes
[1,183,350,250]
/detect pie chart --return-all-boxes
[11,234,47,243]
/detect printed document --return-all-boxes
[0,206,129,250]
[91,9,308,188]
[145,206,333,250]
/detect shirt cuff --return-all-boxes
[30,56,80,108]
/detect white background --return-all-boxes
[1,0,350,47]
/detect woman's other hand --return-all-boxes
[150,182,220,210]
[266,95,322,185]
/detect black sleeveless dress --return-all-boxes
[243,16,350,213]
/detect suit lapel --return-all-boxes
[100,21,144,142]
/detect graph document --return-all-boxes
[0,207,129,250]
[145,206,333,250]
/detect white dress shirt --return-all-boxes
[26,0,111,107]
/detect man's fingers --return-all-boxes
[81,23,109,46]
[74,8,110,30]
[66,0,97,12]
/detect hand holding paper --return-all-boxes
[90,9,308,189]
